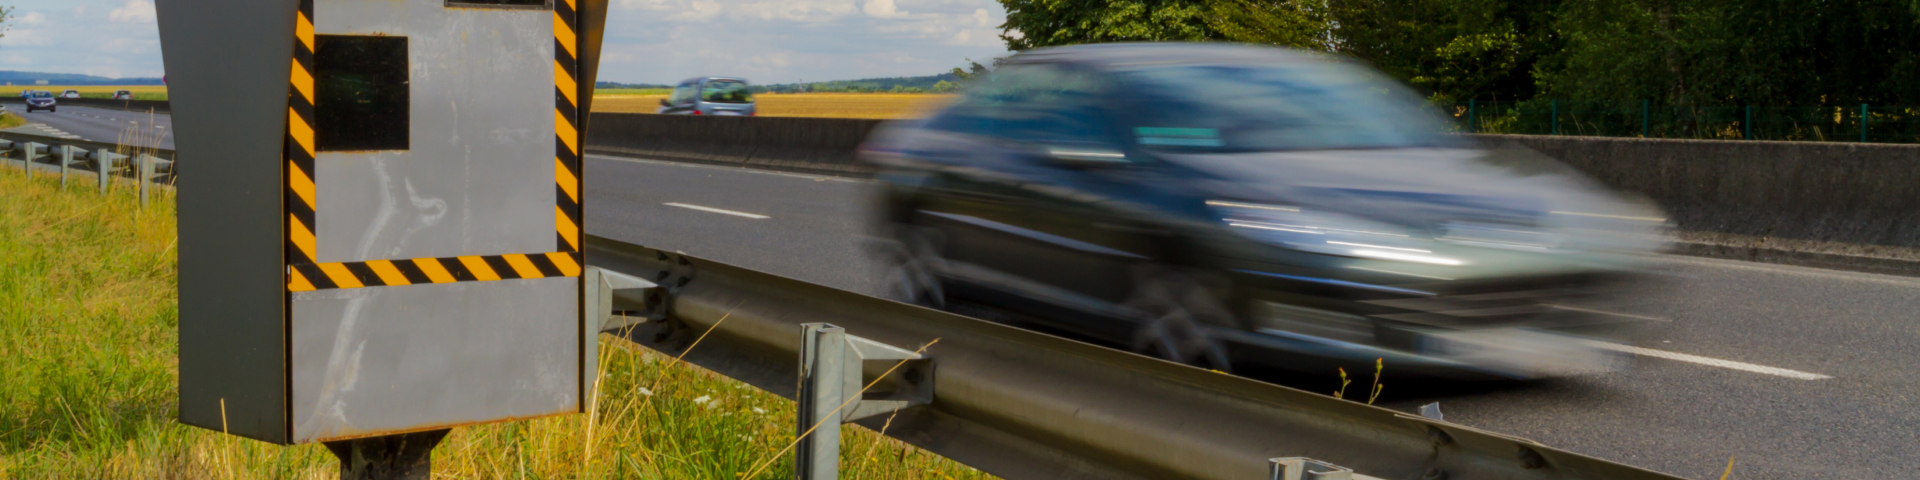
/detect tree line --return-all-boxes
[993,0,1920,108]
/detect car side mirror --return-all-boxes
[1044,147,1132,169]
[659,99,671,107]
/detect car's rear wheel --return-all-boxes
[1125,267,1235,372]
[879,227,947,310]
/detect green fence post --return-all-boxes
[1861,104,1869,143]
[1745,106,1753,140]
[1467,99,1476,133]
[1551,100,1559,135]
[1641,99,1650,138]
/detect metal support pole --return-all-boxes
[1550,100,1559,136]
[60,146,72,189]
[1861,104,1869,143]
[1744,106,1753,140]
[97,151,112,194]
[1270,458,1365,480]
[797,324,849,480]
[1466,99,1476,133]
[138,154,152,207]
[1641,99,1650,138]
[795,323,932,480]
[24,142,42,177]
[323,429,451,480]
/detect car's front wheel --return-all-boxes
[1124,266,1235,372]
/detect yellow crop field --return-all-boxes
[592,93,955,119]
[12,85,169,101]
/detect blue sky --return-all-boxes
[0,0,1012,84]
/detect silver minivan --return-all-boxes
[657,77,757,116]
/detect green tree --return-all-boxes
[1208,0,1334,50]
[997,0,1218,49]
[1540,0,1920,107]
[1326,0,1561,103]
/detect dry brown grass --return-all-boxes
[593,93,954,119]
[14,86,169,101]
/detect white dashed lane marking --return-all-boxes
[663,202,770,219]
[1583,340,1832,380]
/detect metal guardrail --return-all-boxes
[0,130,173,205]
[583,234,1686,480]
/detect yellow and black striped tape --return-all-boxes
[285,0,586,293]
[289,252,583,292]
[286,0,319,267]
[554,0,584,253]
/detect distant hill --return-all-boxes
[0,71,164,86]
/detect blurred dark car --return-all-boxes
[25,91,56,112]
[657,77,756,116]
[860,43,1671,380]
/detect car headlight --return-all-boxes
[1207,200,1466,266]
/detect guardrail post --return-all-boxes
[138,154,153,207]
[1269,458,1358,480]
[24,142,43,177]
[796,323,932,480]
[797,324,848,480]
[582,267,663,403]
[96,151,112,194]
[59,145,73,189]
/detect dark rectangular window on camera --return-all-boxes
[445,0,550,8]
[314,35,410,152]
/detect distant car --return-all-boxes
[24,91,56,112]
[113,90,134,100]
[657,77,757,116]
[61,90,81,99]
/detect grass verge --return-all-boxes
[0,171,995,479]
[0,112,23,129]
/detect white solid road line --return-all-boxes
[664,202,770,219]
[1584,341,1833,380]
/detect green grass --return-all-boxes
[0,113,23,129]
[0,170,996,479]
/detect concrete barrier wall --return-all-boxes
[585,113,881,176]
[1471,134,1920,250]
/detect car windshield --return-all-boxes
[30,92,53,99]
[701,81,752,104]
[1113,62,1458,152]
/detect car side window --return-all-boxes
[669,83,696,105]
[931,64,1113,148]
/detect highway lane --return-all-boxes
[4,105,174,149]
[585,154,1920,479]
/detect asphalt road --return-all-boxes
[584,154,1920,480]
[4,104,174,149]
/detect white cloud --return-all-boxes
[108,0,155,23]
[973,8,992,27]
[862,0,908,18]
[19,12,49,24]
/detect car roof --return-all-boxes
[679,77,748,85]
[1004,42,1344,70]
